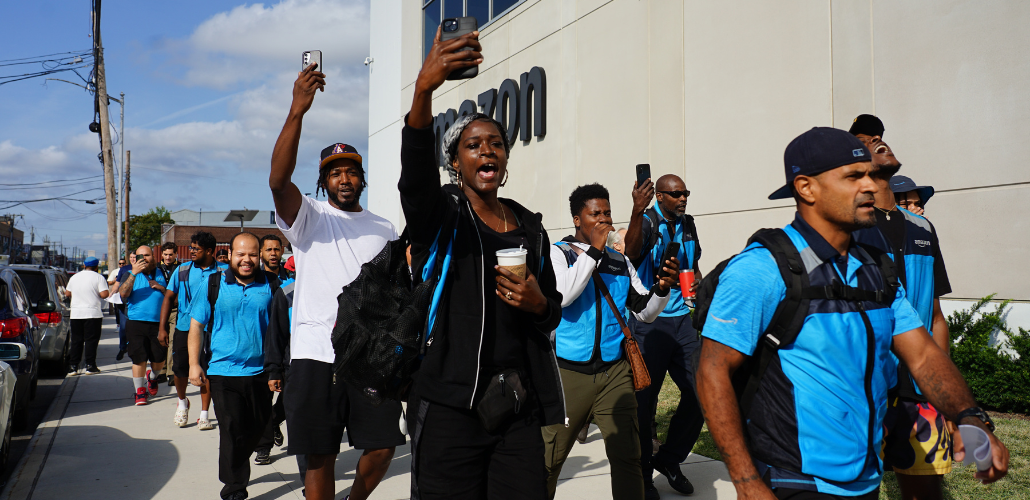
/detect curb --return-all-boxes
[0,374,78,500]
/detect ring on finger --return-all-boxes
[506,291,513,300]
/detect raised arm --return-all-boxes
[624,180,654,261]
[270,64,326,228]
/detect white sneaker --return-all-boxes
[197,417,214,430]
[173,399,190,427]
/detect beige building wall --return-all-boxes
[369,0,1030,312]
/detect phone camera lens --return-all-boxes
[444,20,457,31]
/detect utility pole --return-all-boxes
[124,150,131,255]
[116,91,125,261]
[93,0,119,275]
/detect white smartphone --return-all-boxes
[302,50,322,71]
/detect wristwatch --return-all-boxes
[956,407,995,432]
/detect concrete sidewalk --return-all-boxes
[1,316,736,500]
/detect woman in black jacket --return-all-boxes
[400,27,565,500]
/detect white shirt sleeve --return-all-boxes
[96,273,110,294]
[550,243,599,308]
[628,259,669,323]
[275,195,321,245]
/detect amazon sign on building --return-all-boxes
[366,0,1030,325]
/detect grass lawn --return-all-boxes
[654,375,1029,499]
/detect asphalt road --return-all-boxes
[0,362,66,487]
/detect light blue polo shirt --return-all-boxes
[168,260,229,332]
[126,269,168,322]
[191,270,274,377]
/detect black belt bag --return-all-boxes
[476,369,527,434]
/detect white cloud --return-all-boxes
[173,0,370,89]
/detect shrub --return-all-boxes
[948,295,1030,413]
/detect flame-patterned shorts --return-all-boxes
[882,395,953,475]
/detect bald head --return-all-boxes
[134,245,156,271]
[655,174,684,192]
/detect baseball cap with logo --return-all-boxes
[889,175,935,205]
[848,114,885,137]
[769,127,872,200]
[319,143,363,170]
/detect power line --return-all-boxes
[0,179,104,191]
[0,187,104,207]
[0,50,92,64]
[0,173,104,185]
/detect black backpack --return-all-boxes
[691,228,899,417]
[199,270,281,371]
[330,227,455,406]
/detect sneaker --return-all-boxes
[197,417,214,430]
[154,373,168,385]
[226,491,247,500]
[653,459,694,495]
[174,399,190,427]
[134,387,149,406]
[146,370,159,396]
[66,364,78,375]
[273,427,284,447]
[85,365,101,375]
[644,479,661,500]
[254,449,271,465]
[115,349,126,361]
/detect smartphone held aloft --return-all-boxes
[302,50,322,72]
[440,17,479,80]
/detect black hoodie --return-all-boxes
[398,121,567,426]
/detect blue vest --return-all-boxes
[636,207,699,317]
[747,224,897,490]
[553,242,631,370]
[854,207,938,398]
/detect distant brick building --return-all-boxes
[160,209,288,261]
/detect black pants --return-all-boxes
[408,390,547,500]
[208,374,273,499]
[773,487,879,499]
[256,392,286,453]
[69,318,103,367]
[631,314,705,478]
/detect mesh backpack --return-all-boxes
[330,227,455,406]
[691,228,899,417]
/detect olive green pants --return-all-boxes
[541,359,643,500]
[163,310,177,377]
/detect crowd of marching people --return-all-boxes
[64,26,1012,500]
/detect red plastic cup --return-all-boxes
[679,269,696,300]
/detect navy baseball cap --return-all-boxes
[769,127,872,200]
[83,257,99,267]
[319,143,363,170]
[849,114,885,137]
[889,175,935,205]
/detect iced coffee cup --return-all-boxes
[496,248,528,280]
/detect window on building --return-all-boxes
[424,0,526,59]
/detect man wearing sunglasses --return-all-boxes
[160,231,228,429]
[851,115,955,500]
[624,174,703,499]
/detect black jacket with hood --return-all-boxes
[398,121,567,427]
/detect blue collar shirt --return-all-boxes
[190,269,274,377]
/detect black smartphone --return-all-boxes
[441,17,479,80]
[635,164,651,188]
[302,50,322,71]
[657,242,680,280]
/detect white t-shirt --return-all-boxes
[66,270,110,319]
[276,195,397,363]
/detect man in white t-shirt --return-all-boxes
[65,257,111,374]
[270,64,402,500]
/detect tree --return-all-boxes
[123,206,174,254]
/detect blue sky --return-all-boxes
[0,0,371,258]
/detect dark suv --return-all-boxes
[0,267,41,429]
[10,265,72,373]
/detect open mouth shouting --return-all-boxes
[477,162,500,182]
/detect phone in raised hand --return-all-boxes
[302,50,322,71]
[440,17,479,80]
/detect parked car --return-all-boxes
[0,360,18,472]
[9,265,72,373]
[0,267,41,429]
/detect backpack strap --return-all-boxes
[554,241,578,267]
[738,228,810,416]
[642,207,662,255]
[178,262,193,302]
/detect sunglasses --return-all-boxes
[658,190,690,199]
